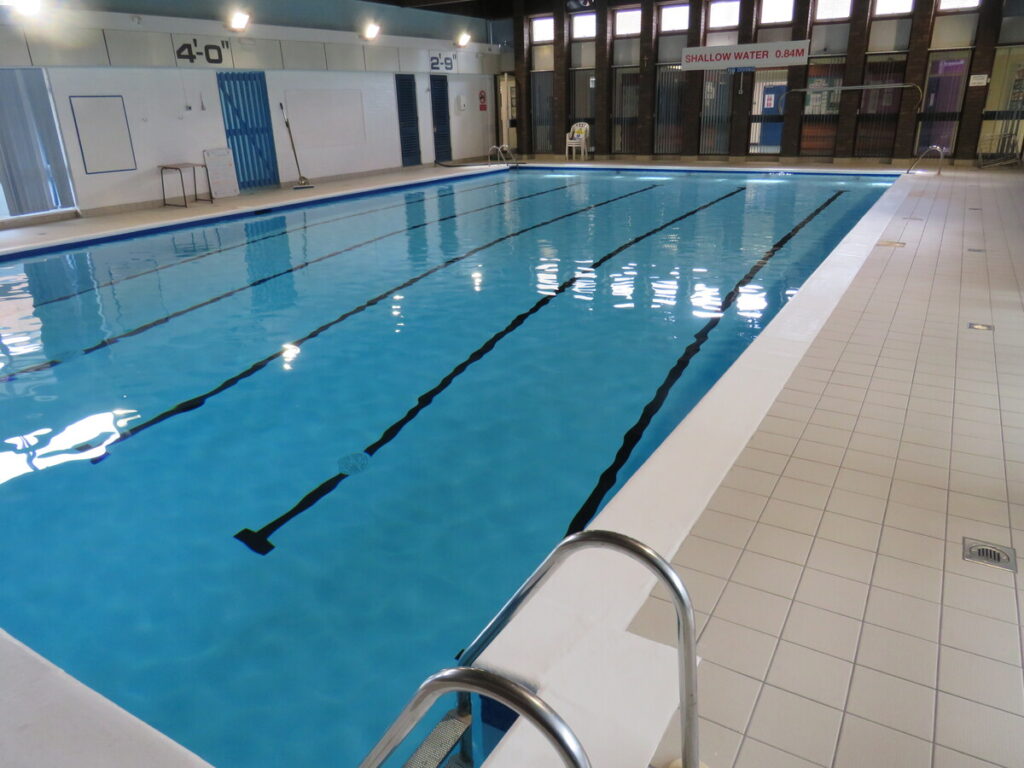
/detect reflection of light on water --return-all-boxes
[282,343,301,370]
[0,409,140,485]
[0,332,43,359]
[736,285,767,318]
[535,259,560,296]
[471,271,483,292]
[611,263,637,304]
[652,270,680,307]
[690,283,722,317]
[572,266,596,301]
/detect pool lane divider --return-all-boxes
[565,189,846,536]
[235,185,746,555]
[1,180,562,383]
[30,178,511,311]
[93,184,659,468]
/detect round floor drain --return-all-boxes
[963,538,1017,572]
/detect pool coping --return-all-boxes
[0,163,915,768]
[478,169,913,768]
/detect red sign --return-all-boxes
[479,90,488,111]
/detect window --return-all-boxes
[761,0,794,23]
[615,8,643,35]
[815,0,852,20]
[531,16,554,43]
[708,0,741,28]
[938,0,978,8]
[572,12,597,38]
[874,0,913,14]
[660,4,690,31]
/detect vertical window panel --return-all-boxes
[749,68,788,153]
[815,0,853,20]
[654,65,687,153]
[531,17,555,43]
[572,13,597,39]
[709,0,741,28]
[874,0,914,16]
[616,9,643,36]
[761,0,795,24]
[800,57,844,155]
[660,4,691,31]
[700,70,733,153]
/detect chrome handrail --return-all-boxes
[357,667,590,768]
[907,144,946,175]
[459,529,700,768]
[488,144,520,167]
[778,82,924,114]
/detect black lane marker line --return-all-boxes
[31,178,510,310]
[1,182,565,383]
[100,184,657,473]
[235,185,743,555]
[565,189,846,536]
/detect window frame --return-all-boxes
[659,3,691,33]
[530,16,555,44]
[814,0,853,21]
[935,0,980,12]
[759,0,795,26]
[872,0,915,17]
[614,7,644,37]
[707,0,742,30]
[571,12,598,40]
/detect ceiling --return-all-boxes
[369,0,517,19]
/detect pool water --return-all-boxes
[0,169,890,767]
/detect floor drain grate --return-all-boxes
[967,248,986,253]
[963,538,1017,572]
[967,322,995,331]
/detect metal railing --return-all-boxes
[906,144,947,175]
[357,667,590,768]
[459,529,700,768]
[488,144,519,166]
[778,82,924,114]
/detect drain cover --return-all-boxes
[963,538,1017,572]
[967,322,995,331]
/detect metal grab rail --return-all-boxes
[458,530,700,768]
[907,144,947,175]
[778,82,924,114]
[357,667,590,768]
[488,144,520,166]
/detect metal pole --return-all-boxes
[358,667,590,768]
[459,530,700,768]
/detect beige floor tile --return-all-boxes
[950,470,1009,502]
[932,745,1004,768]
[650,713,743,768]
[735,447,790,475]
[834,467,893,499]
[872,555,943,603]
[946,513,1014,548]
[883,500,947,539]
[746,685,842,766]
[758,498,823,536]
[864,586,941,642]
[943,573,1018,623]
[840,448,897,478]
[833,714,932,768]
[895,458,951,489]
[792,438,847,466]
[747,430,799,456]
[899,440,953,468]
[766,640,853,708]
[948,492,1010,527]
[807,538,876,583]
[653,566,726,614]
[696,661,762,733]
[759,415,807,439]
[826,488,887,524]
[846,665,936,741]
[772,476,833,509]
[857,622,938,687]
[746,524,814,565]
[941,606,1023,667]
[671,536,743,579]
[848,432,901,458]
[796,568,869,619]
[697,617,779,680]
[783,457,840,488]
[938,646,1024,715]
[733,737,821,768]
[628,596,682,646]
[706,486,770,521]
[782,602,862,661]
[943,541,1016,587]
[935,692,1024,768]
[690,509,757,548]
[729,551,803,599]
[878,526,946,568]
[889,479,949,513]
[713,582,792,636]
[722,465,780,497]
[816,511,882,551]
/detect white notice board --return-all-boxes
[69,95,137,174]
[203,148,240,199]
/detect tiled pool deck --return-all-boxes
[630,167,1024,768]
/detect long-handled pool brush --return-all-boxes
[280,102,314,190]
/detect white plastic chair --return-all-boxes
[565,122,590,160]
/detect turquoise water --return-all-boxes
[0,169,889,766]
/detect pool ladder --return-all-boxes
[488,144,520,167]
[358,530,700,768]
[906,145,947,175]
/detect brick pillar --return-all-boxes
[553,3,569,155]
[637,0,658,155]
[680,0,706,155]
[594,0,614,155]
[833,0,873,157]
[954,0,1004,160]
[893,0,937,158]
[514,2,532,155]
[780,0,813,157]
[728,0,758,157]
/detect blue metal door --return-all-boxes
[430,75,452,163]
[216,71,279,189]
[394,74,421,167]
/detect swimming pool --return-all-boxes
[0,168,891,767]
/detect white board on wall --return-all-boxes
[203,148,240,199]
[69,95,137,174]
[285,89,366,148]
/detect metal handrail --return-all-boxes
[778,82,924,114]
[458,529,700,768]
[488,144,520,167]
[357,666,590,768]
[906,144,946,175]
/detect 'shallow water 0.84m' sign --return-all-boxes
[680,40,810,71]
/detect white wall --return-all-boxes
[266,70,403,184]
[447,74,495,160]
[46,67,227,212]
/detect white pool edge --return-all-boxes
[478,173,912,768]
[0,164,912,768]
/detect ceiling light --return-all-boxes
[456,32,471,47]
[228,10,250,31]
[12,0,42,16]
[363,21,380,40]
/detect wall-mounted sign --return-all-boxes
[681,40,810,71]
[968,73,990,87]
[479,89,488,110]
[429,51,457,72]
[172,34,235,68]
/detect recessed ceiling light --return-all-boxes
[456,32,471,47]
[12,0,42,16]
[228,10,250,31]
[363,21,380,40]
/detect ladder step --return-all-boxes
[402,709,471,768]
